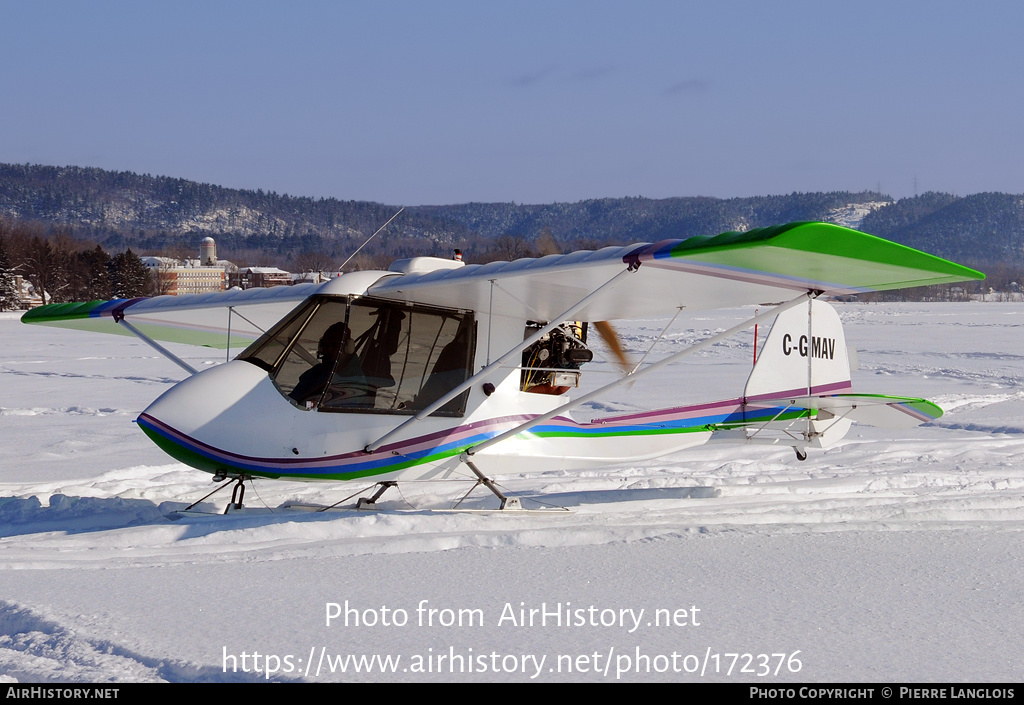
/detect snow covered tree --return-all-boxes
[0,237,20,311]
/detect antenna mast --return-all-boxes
[339,206,405,271]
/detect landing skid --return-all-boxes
[173,474,571,517]
[430,504,572,514]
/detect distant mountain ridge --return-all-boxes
[1,163,1020,265]
[861,192,1024,263]
[0,163,470,260]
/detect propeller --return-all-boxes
[593,320,632,374]
[535,231,632,374]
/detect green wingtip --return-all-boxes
[778,222,985,283]
[21,300,110,324]
[667,221,985,290]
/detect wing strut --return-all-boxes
[364,266,638,453]
[113,315,198,375]
[462,291,819,460]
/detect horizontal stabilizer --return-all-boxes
[745,393,943,429]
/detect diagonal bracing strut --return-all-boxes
[462,291,819,461]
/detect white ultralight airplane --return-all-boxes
[23,222,984,510]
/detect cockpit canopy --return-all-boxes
[240,295,475,416]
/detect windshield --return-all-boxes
[240,296,475,416]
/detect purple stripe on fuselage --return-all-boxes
[591,381,852,425]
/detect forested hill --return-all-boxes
[410,193,885,248]
[0,164,471,262]
[860,192,1024,263]
[1,163,1021,266]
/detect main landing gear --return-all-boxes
[355,481,398,510]
[457,454,523,510]
[179,468,561,515]
[180,473,251,514]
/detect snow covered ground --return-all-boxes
[0,303,1022,683]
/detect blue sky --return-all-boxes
[3,0,1023,205]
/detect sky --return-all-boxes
[3,0,1024,205]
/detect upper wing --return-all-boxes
[367,222,984,321]
[22,222,984,346]
[21,283,318,348]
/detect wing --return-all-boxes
[21,283,319,348]
[367,222,984,321]
[22,222,984,346]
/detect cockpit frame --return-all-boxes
[240,294,477,418]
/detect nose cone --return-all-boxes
[137,360,299,476]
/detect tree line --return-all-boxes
[0,217,152,310]
[0,207,1012,312]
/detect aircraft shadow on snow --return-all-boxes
[0,484,720,539]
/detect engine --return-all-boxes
[520,322,593,394]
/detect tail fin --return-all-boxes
[726,299,940,453]
[745,298,853,401]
